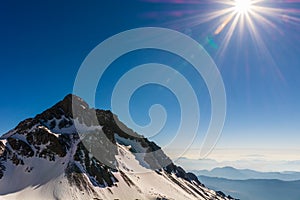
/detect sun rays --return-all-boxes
[212,0,270,49]
[142,0,300,57]
[140,0,300,82]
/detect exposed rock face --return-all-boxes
[0,141,5,179]
[0,94,232,200]
[73,141,118,187]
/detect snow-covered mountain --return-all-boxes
[0,94,233,200]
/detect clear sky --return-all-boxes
[1,0,300,165]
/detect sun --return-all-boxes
[234,0,253,14]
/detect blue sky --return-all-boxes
[1,0,300,162]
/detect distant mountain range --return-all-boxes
[198,176,300,200]
[192,166,300,181]
[0,94,232,200]
[175,157,300,173]
[193,166,300,200]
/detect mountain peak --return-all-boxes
[0,94,233,200]
[51,93,90,117]
[30,94,94,129]
[61,94,89,109]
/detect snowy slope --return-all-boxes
[0,94,233,200]
[1,143,226,200]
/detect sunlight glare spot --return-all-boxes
[234,0,253,14]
